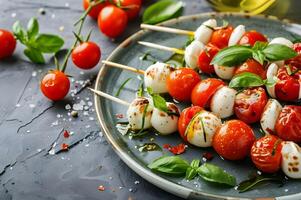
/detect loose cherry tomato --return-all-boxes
[275,65,301,102]
[0,29,16,59]
[40,70,70,101]
[178,106,203,141]
[191,78,225,107]
[72,41,101,69]
[198,43,219,74]
[234,59,266,79]
[98,5,128,38]
[166,68,201,102]
[239,31,267,46]
[275,105,301,143]
[210,26,233,49]
[213,120,256,160]
[113,0,141,20]
[285,43,301,69]
[83,0,110,19]
[251,135,282,173]
[234,87,268,124]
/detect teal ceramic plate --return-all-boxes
[94,13,301,200]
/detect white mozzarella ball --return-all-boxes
[144,62,173,94]
[269,37,293,67]
[214,65,236,80]
[185,110,222,147]
[281,141,301,179]
[260,99,282,135]
[228,25,245,46]
[194,19,217,44]
[210,86,237,118]
[151,102,180,135]
[127,97,153,130]
[184,40,205,69]
[266,63,279,98]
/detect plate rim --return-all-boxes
[94,12,301,200]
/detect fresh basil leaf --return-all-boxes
[185,159,200,180]
[115,78,131,97]
[148,156,189,176]
[27,17,39,40]
[147,87,168,112]
[252,50,265,65]
[263,77,276,87]
[211,45,253,66]
[252,41,267,51]
[197,163,236,187]
[229,72,264,88]
[24,48,45,64]
[33,34,64,53]
[142,0,184,25]
[165,53,184,68]
[12,21,27,43]
[263,44,298,61]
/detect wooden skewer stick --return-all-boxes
[102,60,145,75]
[138,41,185,55]
[141,24,195,36]
[88,88,130,107]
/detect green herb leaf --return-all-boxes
[33,34,64,53]
[24,48,45,64]
[211,45,253,66]
[27,17,39,40]
[137,80,144,97]
[147,87,168,113]
[115,78,132,97]
[252,50,265,65]
[165,53,184,68]
[185,159,200,180]
[148,156,189,176]
[142,0,184,25]
[229,72,264,88]
[252,41,267,51]
[138,143,162,152]
[12,21,27,42]
[128,130,149,139]
[263,44,298,61]
[197,163,236,187]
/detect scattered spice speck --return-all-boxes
[163,143,186,155]
[38,8,46,15]
[115,113,124,119]
[98,185,105,191]
[202,152,213,161]
[63,130,70,138]
[61,143,69,151]
[71,110,78,118]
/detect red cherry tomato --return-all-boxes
[191,78,225,107]
[251,135,282,173]
[213,120,256,160]
[234,87,268,124]
[234,59,266,79]
[275,65,301,101]
[239,31,267,46]
[166,68,201,102]
[98,5,128,38]
[113,0,141,20]
[83,0,110,19]
[72,41,101,69]
[210,26,233,49]
[198,43,219,74]
[178,106,203,141]
[275,105,301,143]
[285,43,301,69]
[0,29,16,59]
[40,70,70,101]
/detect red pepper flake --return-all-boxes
[98,185,105,191]
[202,152,214,161]
[266,128,275,135]
[61,143,69,151]
[63,130,70,138]
[115,113,124,119]
[163,143,186,155]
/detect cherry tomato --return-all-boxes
[210,26,233,49]
[213,120,256,160]
[40,70,70,101]
[239,31,267,46]
[0,29,16,59]
[83,0,110,19]
[166,68,201,102]
[72,41,101,69]
[285,43,301,69]
[98,5,128,38]
[198,43,219,74]
[113,0,141,20]
[251,135,282,173]
[234,59,266,79]
[178,106,203,141]
[234,87,268,124]
[275,105,301,143]
[275,65,301,101]
[191,78,225,107]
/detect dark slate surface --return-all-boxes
[0,0,212,199]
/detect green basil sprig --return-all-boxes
[229,72,276,88]
[148,156,189,176]
[12,17,64,64]
[211,42,297,67]
[142,0,184,25]
[185,159,200,180]
[147,87,169,112]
